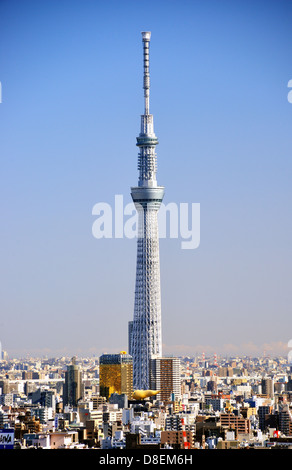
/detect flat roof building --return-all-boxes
[99,352,133,400]
[150,357,181,402]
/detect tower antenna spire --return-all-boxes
[142,31,151,115]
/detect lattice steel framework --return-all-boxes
[130,32,164,390]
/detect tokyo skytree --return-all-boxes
[130,32,164,390]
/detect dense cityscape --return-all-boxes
[1,350,292,449]
[1,10,291,459]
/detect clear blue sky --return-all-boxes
[1,0,292,359]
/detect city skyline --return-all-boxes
[1,0,292,359]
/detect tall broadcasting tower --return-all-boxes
[130,32,164,390]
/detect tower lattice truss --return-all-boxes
[131,32,164,390]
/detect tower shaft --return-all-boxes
[131,32,164,390]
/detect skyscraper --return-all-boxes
[63,356,83,407]
[99,352,133,400]
[150,357,181,402]
[130,32,164,390]
[261,377,274,398]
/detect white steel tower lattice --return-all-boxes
[130,32,164,390]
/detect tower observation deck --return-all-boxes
[130,32,164,390]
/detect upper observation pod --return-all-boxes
[141,31,151,41]
[134,30,161,188]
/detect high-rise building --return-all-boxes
[63,356,83,407]
[99,352,133,400]
[279,404,292,435]
[261,377,274,398]
[150,357,181,402]
[258,405,273,431]
[0,379,10,395]
[130,31,164,390]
